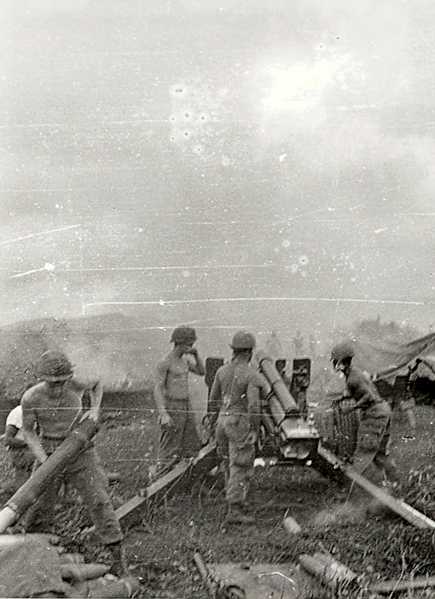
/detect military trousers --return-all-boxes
[155,398,200,477]
[352,401,399,483]
[24,446,123,545]
[216,411,256,506]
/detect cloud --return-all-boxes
[248,1,418,170]
[261,56,351,112]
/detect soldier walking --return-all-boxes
[152,326,205,479]
[208,331,264,525]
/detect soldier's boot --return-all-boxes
[106,541,128,578]
[224,503,255,525]
[383,461,401,492]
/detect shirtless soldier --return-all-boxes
[153,327,205,479]
[21,349,126,576]
[208,331,263,525]
[331,342,400,486]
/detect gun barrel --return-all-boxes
[256,350,299,414]
[256,350,319,461]
[0,418,99,533]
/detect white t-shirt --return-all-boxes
[6,405,24,441]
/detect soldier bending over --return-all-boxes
[21,350,127,577]
[330,342,400,487]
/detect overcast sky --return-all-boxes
[1,0,434,348]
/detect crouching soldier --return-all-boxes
[2,405,34,497]
[208,331,263,525]
[21,349,127,577]
[330,342,400,487]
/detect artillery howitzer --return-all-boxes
[2,351,433,599]
[3,350,434,541]
[251,350,319,465]
[113,350,435,531]
[206,351,318,465]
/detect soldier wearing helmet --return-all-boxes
[21,349,126,576]
[2,404,34,498]
[208,331,264,525]
[152,326,205,480]
[331,342,355,366]
[330,342,400,486]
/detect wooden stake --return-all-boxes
[370,576,435,594]
[316,446,435,530]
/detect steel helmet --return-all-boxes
[331,342,355,362]
[170,326,197,344]
[37,349,74,382]
[231,330,256,350]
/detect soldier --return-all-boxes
[330,342,400,486]
[152,326,205,479]
[289,358,311,418]
[21,350,127,577]
[2,405,34,496]
[208,331,263,525]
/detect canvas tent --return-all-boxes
[348,332,435,406]
[409,355,435,381]
[352,332,435,382]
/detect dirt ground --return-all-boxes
[97,403,435,597]
[1,401,435,598]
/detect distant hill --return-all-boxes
[0,313,170,423]
[0,313,423,430]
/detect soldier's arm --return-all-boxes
[85,380,103,422]
[70,378,101,396]
[68,379,102,422]
[347,375,376,411]
[4,425,26,449]
[21,398,48,464]
[187,348,205,376]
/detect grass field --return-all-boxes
[1,400,435,598]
